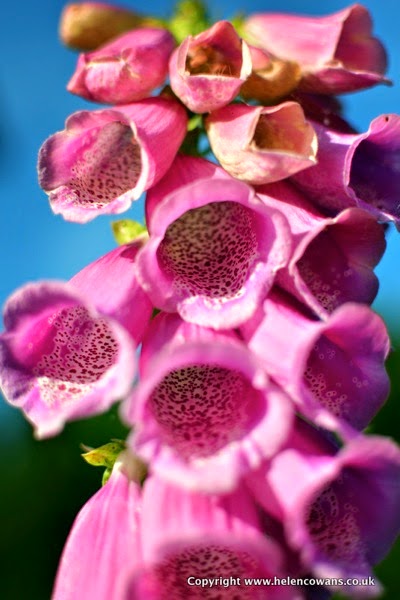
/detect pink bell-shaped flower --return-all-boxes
[38,97,187,223]
[244,4,388,94]
[0,282,136,437]
[169,20,252,113]
[205,101,317,184]
[68,28,175,104]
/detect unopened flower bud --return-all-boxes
[60,2,164,51]
[240,46,301,104]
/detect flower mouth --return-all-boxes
[304,475,365,569]
[68,120,141,208]
[251,107,315,156]
[151,545,258,598]
[157,201,260,301]
[185,44,240,77]
[30,306,119,406]
[149,363,263,459]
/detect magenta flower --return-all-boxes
[0,282,136,438]
[53,452,142,600]
[67,28,175,104]
[137,176,291,329]
[38,97,187,223]
[70,239,153,345]
[121,476,298,600]
[292,114,400,223]
[249,432,400,595]
[244,4,388,94]
[169,20,252,113]
[205,102,317,184]
[124,312,293,492]
[257,181,386,317]
[241,290,390,435]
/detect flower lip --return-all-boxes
[0,281,136,438]
[124,337,293,492]
[38,109,144,222]
[38,98,187,223]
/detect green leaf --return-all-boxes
[81,439,125,469]
[111,219,147,245]
[168,0,211,43]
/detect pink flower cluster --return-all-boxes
[1,2,400,598]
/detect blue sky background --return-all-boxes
[0,0,399,422]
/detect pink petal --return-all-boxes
[124,314,293,492]
[136,177,291,329]
[70,240,153,345]
[169,21,252,113]
[38,98,187,223]
[53,455,142,600]
[241,291,390,434]
[257,181,385,317]
[292,114,400,224]
[206,102,317,184]
[68,28,175,104]
[244,5,387,94]
[0,282,136,438]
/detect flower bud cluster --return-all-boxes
[1,1,400,598]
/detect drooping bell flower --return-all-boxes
[53,450,142,600]
[123,312,293,492]
[205,102,317,184]
[0,282,136,438]
[136,176,291,329]
[244,4,388,94]
[70,239,153,345]
[38,97,187,223]
[241,290,390,435]
[256,181,386,318]
[169,20,252,113]
[59,2,162,51]
[67,28,175,104]
[248,432,400,596]
[120,476,298,600]
[291,115,400,225]
[240,44,302,104]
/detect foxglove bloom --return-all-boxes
[121,476,297,599]
[124,312,293,492]
[38,97,187,223]
[70,239,153,344]
[244,4,388,94]
[292,114,400,224]
[257,181,386,317]
[0,282,136,438]
[169,20,252,113]
[137,176,290,329]
[205,102,317,184]
[241,291,390,434]
[53,451,142,600]
[68,28,175,104]
[248,431,400,596]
